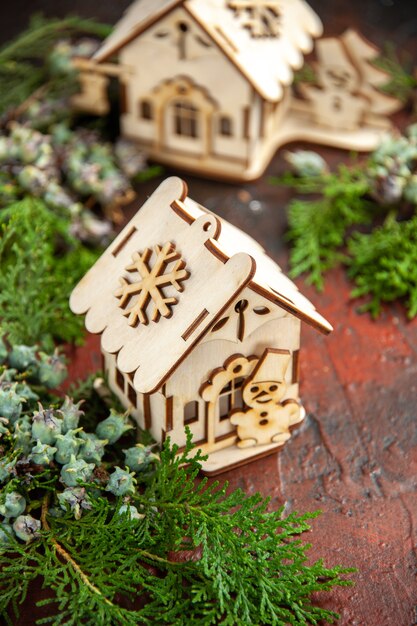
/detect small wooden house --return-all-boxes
[70,177,332,474]
[73,2,402,182]
[74,0,324,181]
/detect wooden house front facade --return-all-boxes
[82,0,323,181]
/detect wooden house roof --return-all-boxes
[93,0,322,102]
[70,177,332,394]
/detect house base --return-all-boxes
[198,406,306,476]
[130,106,391,183]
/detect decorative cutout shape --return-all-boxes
[230,348,302,448]
[298,31,402,132]
[228,0,282,38]
[200,354,258,449]
[115,242,190,326]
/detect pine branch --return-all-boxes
[0,197,98,349]
[0,14,111,117]
[348,213,417,317]
[275,166,372,289]
[0,388,355,626]
[373,44,417,105]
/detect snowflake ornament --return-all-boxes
[115,242,190,326]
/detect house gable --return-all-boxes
[93,0,322,102]
[93,0,183,63]
[70,177,331,396]
[179,195,333,333]
[119,6,252,121]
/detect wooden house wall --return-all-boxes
[166,313,301,446]
[102,307,301,450]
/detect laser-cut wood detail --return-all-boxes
[200,354,258,452]
[228,0,281,38]
[115,242,190,326]
[143,393,152,430]
[182,308,209,341]
[166,396,173,432]
[230,349,303,447]
[297,31,402,133]
[71,177,331,475]
[111,226,137,257]
[71,71,110,115]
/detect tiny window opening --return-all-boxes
[173,101,199,138]
[184,400,199,424]
[219,115,233,137]
[219,377,244,420]
[116,368,125,393]
[140,99,153,120]
[127,384,137,408]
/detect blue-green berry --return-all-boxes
[96,409,133,445]
[0,491,26,518]
[60,396,84,433]
[15,381,39,403]
[30,440,57,466]
[123,444,159,473]
[0,384,24,423]
[117,504,144,520]
[12,514,41,542]
[58,487,92,520]
[284,150,328,178]
[54,429,83,465]
[8,344,38,371]
[78,432,108,464]
[105,467,136,496]
[32,405,62,444]
[37,351,67,389]
[60,455,95,487]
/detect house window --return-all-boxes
[120,82,128,114]
[173,101,199,138]
[219,377,245,420]
[139,99,153,120]
[219,115,233,136]
[243,106,250,139]
[115,368,125,393]
[127,383,137,408]
[184,400,199,424]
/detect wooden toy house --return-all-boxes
[70,177,332,474]
[72,0,402,182]
[74,0,323,181]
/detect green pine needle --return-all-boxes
[0,197,98,349]
[274,167,371,290]
[348,213,417,317]
[373,44,417,104]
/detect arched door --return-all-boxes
[153,77,217,158]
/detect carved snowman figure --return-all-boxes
[230,349,301,448]
[300,38,366,132]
